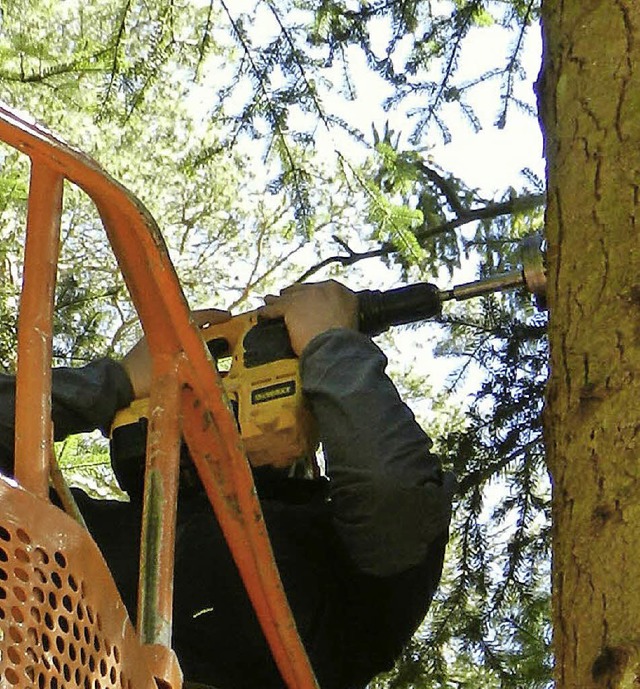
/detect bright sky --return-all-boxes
[332,20,545,198]
[216,2,545,198]
[432,28,544,194]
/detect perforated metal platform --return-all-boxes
[0,477,156,689]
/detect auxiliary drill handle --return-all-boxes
[355,235,547,337]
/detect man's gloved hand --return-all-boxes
[259,280,358,356]
[120,308,231,399]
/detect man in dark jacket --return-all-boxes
[0,280,455,689]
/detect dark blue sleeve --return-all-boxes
[300,328,456,577]
[0,358,134,474]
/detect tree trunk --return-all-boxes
[539,1,640,687]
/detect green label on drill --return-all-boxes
[251,381,296,404]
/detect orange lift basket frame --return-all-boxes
[0,103,319,689]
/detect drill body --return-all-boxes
[111,310,318,469]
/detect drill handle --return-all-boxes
[357,282,442,336]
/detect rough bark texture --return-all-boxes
[539,1,640,688]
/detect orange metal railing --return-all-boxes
[0,103,319,689]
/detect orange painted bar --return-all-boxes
[14,161,63,498]
[138,355,181,648]
[0,104,319,689]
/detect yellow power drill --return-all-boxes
[110,236,546,471]
[112,311,315,469]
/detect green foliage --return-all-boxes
[375,297,551,689]
[56,434,126,499]
[437,310,551,688]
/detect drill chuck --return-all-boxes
[357,283,442,336]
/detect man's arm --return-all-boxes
[260,280,456,578]
[0,308,231,476]
[0,358,134,475]
[300,328,456,577]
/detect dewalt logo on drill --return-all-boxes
[251,381,296,405]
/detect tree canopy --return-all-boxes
[0,1,551,686]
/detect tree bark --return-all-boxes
[539,1,640,688]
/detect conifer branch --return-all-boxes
[298,192,545,280]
